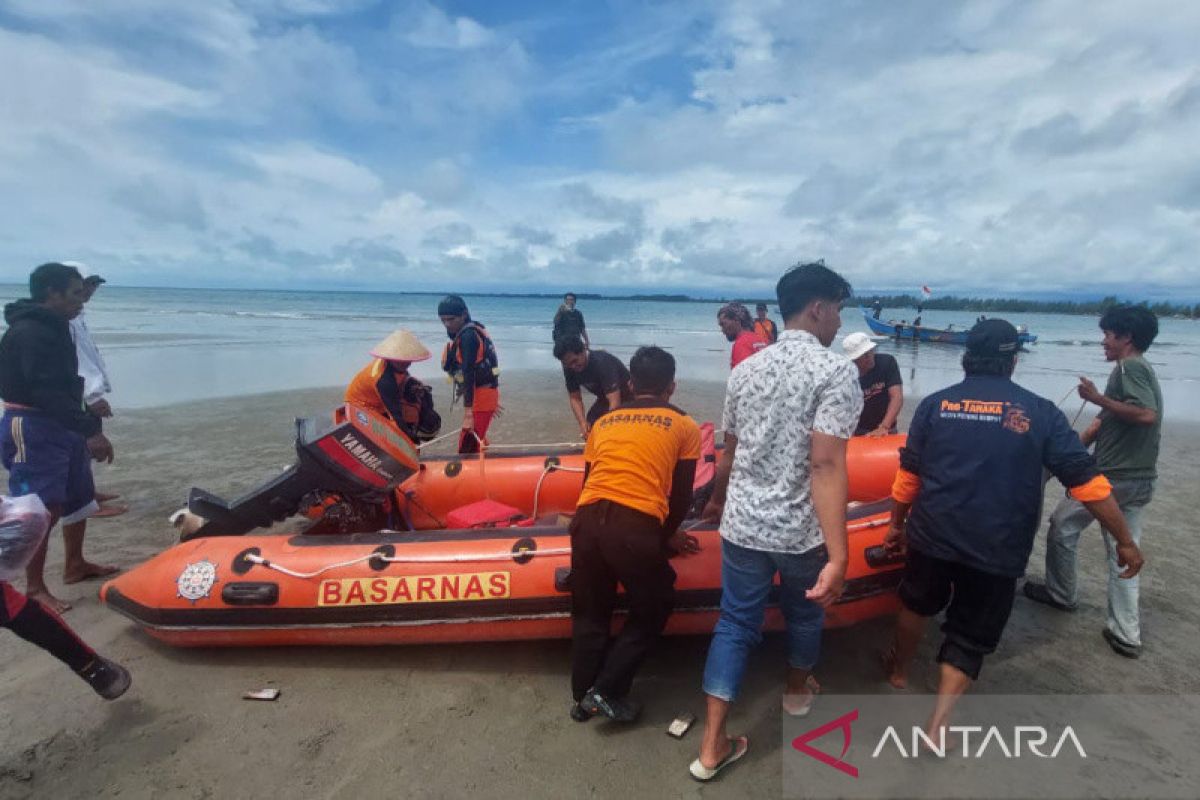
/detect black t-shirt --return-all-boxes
[856,352,902,434]
[563,349,633,401]
[553,308,586,341]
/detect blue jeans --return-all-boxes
[701,538,827,702]
[1043,478,1154,647]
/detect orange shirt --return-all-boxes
[578,400,701,523]
[731,330,768,368]
[345,360,398,420]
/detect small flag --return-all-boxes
[920,285,932,298]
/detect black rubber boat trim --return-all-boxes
[105,570,902,629]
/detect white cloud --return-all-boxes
[1,1,1198,296]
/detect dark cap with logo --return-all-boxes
[967,319,1020,356]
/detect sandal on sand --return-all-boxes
[689,736,749,782]
[782,675,820,717]
[92,503,129,519]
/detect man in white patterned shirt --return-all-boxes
[689,262,863,782]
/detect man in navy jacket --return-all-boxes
[882,319,1143,749]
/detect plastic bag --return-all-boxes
[0,494,52,583]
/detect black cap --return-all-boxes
[967,319,1019,356]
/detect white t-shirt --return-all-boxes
[719,329,863,554]
[70,312,111,405]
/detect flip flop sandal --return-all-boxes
[92,504,130,518]
[782,675,820,717]
[689,736,749,782]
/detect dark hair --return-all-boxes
[437,294,469,317]
[1099,305,1158,352]
[962,353,1016,377]
[552,335,586,359]
[30,262,82,302]
[629,345,675,395]
[564,292,576,301]
[776,261,853,321]
[755,302,768,311]
[718,302,754,331]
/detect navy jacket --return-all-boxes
[0,300,102,438]
[902,375,1099,578]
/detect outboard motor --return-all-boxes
[180,404,420,540]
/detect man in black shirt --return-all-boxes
[553,293,589,347]
[841,332,903,436]
[554,335,633,438]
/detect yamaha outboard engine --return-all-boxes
[180,404,420,540]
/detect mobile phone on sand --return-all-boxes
[667,713,696,738]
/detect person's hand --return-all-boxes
[884,522,907,556]
[1077,376,1103,405]
[868,426,890,437]
[666,530,701,555]
[86,433,114,464]
[88,399,113,418]
[701,498,724,523]
[1115,542,1144,579]
[579,424,590,441]
[462,410,475,431]
[805,560,847,608]
[1080,417,1101,446]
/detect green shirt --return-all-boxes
[1093,355,1162,480]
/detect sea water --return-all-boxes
[2,285,1198,421]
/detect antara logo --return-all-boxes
[792,710,1087,777]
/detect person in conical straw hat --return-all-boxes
[345,330,441,443]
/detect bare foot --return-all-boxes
[63,562,120,584]
[918,726,959,757]
[881,647,908,689]
[95,491,122,503]
[27,589,72,613]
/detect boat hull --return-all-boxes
[101,504,902,648]
[862,309,1037,345]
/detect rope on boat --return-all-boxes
[531,463,585,520]
[242,516,887,580]
[242,547,574,579]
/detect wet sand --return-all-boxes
[2,370,1198,798]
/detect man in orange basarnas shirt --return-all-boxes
[569,346,702,724]
[717,302,768,369]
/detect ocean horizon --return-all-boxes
[3,284,1198,421]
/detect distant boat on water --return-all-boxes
[861,308,1038,346]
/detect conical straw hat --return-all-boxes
[371,329,431,362]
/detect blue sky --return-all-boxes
[1,0,1198,297]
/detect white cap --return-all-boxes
[60,260,105,282]
[841,331,877,361]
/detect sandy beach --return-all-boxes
[2,369,1199,798]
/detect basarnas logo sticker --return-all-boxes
[177,559,218,603]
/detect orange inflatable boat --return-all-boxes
[101,405,906,647]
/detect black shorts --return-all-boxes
[898,547,1016,680]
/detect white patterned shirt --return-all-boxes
[719,329,863,554]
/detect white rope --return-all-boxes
[245,513,889,580]
[244,546,574,580]
[416,430,461,450]
[531,463,586,520]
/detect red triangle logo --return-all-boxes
[791,709,859,778]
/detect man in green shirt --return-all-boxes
[1025,305,1161,658]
